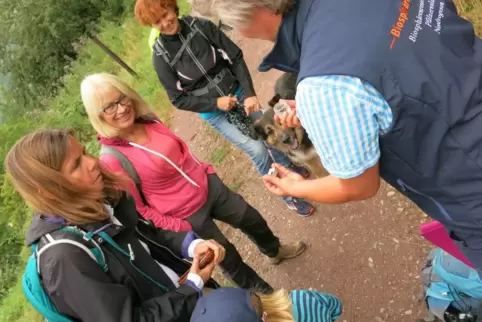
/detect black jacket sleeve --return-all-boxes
[198,19,256,99]
[42,245,199,322]
[153,53,219,113]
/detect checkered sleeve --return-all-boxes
[296,76,392,179]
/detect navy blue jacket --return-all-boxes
[260,0,482,240]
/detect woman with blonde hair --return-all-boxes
[5,128,226,321]
[81,72,306,294]
[190,287,343,322]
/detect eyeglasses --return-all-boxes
[102,95,131,115]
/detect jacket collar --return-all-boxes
[258,0,318,74]
[258,0,302,73]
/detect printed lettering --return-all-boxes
[425,0,435,27]
[435,2,444,34]
[391,28,401,38]
[390,0,411,48]
[409,0,424,43]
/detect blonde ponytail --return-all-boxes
[258,289,295,322]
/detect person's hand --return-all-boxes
[190,254,216,282]
[274,99,301,128]
[193,239,225,265]
[263,163,304,196]
[243,96,260,115]
[217,96,238,111]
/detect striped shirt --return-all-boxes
[296,76,393,179]
[291,290,342,321]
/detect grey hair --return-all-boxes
[214,0,295,28]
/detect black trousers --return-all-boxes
[186,174,280,291]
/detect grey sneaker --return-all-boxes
[268,241,306,265]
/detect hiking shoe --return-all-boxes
[282,197,315,217]
[268,241,306,265]
[289,164,310,179]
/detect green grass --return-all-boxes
[228,182,242,192]
[211,146,229,164]
[0,248,40,321]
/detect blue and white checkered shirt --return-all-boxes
[296,76,393,179]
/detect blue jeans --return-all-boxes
[205,111,292,175]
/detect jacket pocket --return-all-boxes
[397,178,452,222]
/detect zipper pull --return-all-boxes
[396,179,406,192]
[128,243,135,261]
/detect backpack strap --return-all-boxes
[186,16,211,45]
[139,113,158,122]
[153,37,172,68]
[99,146,149,205]
[36,227,108,273]
[153,16,218,70]
[186,16,232,64]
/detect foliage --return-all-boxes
[0,0,136,115]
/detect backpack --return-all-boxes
[421,248,482,322]
[100,145,149,205]
[23,224,168,322]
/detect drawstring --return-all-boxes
[128,142,200,188]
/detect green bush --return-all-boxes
[0,0,132,116]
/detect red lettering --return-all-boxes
[391,28,401,38]
[390,0,411,49]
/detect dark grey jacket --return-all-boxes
[26,194,215,322]
[153,16,255,114]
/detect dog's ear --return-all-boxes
[249,122,268,141]
[268,93,281,108]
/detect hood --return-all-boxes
[25,214,65,246]
[258,0,309,73]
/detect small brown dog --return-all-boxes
[250,93,326,178]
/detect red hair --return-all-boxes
[134,0,179,26]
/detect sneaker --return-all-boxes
[282,197,315,217]
[289,164,311,179]
[268,241,306,265]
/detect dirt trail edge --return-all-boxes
[170,30,431,322]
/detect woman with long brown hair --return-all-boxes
[6,129,225,322]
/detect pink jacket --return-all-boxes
[99,118,215,232]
